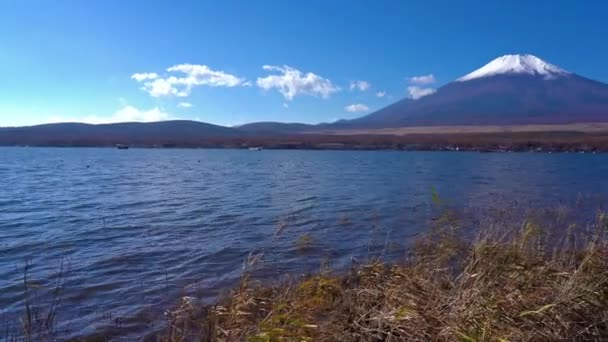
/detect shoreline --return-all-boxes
[159,211,608,341]
[9,205,608,340]
[2,130,608,152]
[1,145,606,153]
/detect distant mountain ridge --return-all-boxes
[2,54,608,144]
[0,121,238,146]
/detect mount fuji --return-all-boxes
[338,54,608,128]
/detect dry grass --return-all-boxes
[313,122,608,135]
[161,210,608,342]
[3,259,68,342]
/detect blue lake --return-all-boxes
[1,147,608,338]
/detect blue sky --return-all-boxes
[2,0,608,127]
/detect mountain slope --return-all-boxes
[235,122,315,135]
[342,54,608,128]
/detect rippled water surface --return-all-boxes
[1,147,608,338]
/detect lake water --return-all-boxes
[1,147,608,339]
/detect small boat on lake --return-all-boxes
[116,144,129,150]
[248,147,262,151]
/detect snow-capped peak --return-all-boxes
[457,54,569,82]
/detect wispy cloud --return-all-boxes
[131,73,159,82]
[344,103,370,113]
[408,74,436,85]
[407,74,437,99]
[178,102,193,108]
[132,64,247,97]
[376,91,386,98]
[44,105,173,125]
[93,105,172,123]
[407,86,436,100]
[349,80,371,91]
[256,65,340,101]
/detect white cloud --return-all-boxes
[132,64,247,98]
[408,74,436,85]
[376,91,386,98]
[142,78,182,97]
[256,65,340,101]
[344,103,370,113]
[0,105,175,127]
[407,86,436,100]
[283,102,289,108]
[0,117,47,127]
[84,106,171,124]
[349,80,371,91]
[45,105,173,125]
[167,64,244,87]
[131,73,159,82]
[178,102,193,108]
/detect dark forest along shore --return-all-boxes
[1,147,608,338]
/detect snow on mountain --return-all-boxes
[457,54,570,82]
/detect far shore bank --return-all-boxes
[3,130,608,153]
[312,122,608,135]
[3,121,608,152]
